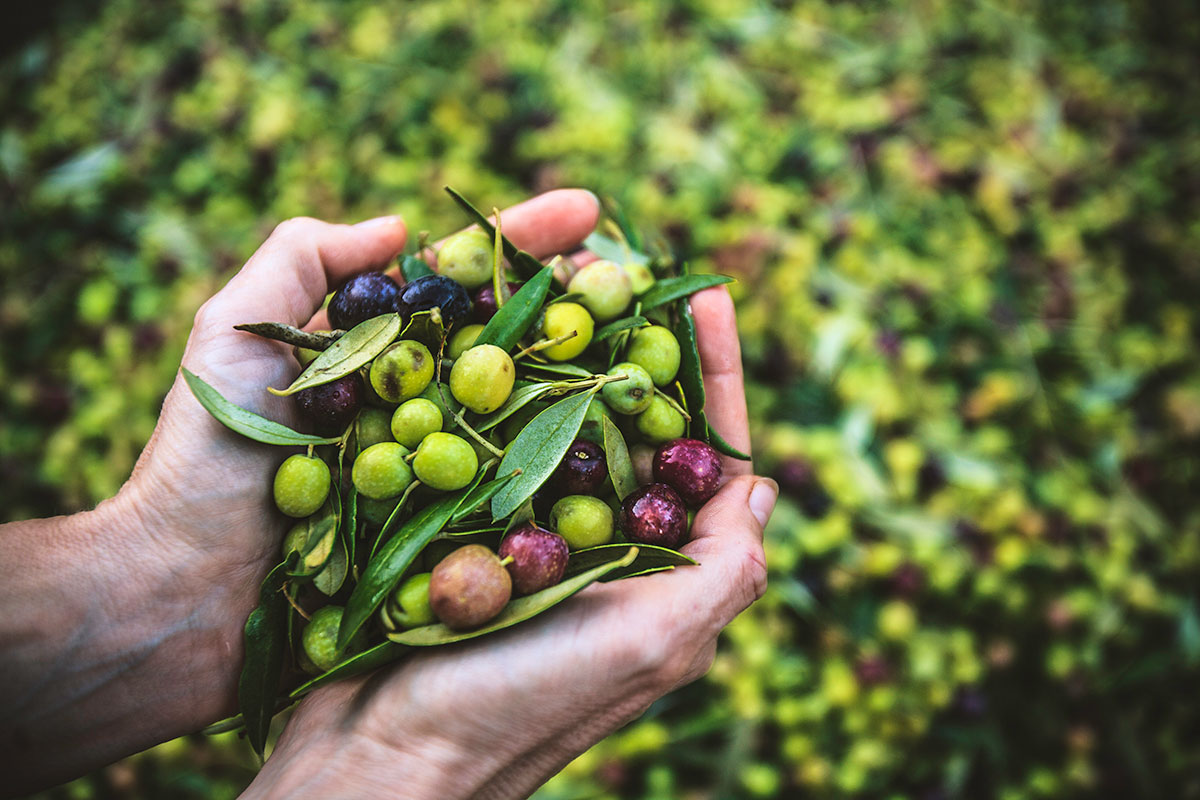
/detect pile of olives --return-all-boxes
[188,198,737,743]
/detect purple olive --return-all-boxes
[553,439,607,496]
[295,372,364,435]
[327,272,401,330]
[397,275,471,330]
[619,483,688,549]
[652,438,722,508]
[472,282,521,323]
[498,523,569,595]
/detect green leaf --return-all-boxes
[313,532,348,595]
[444,186,544,279]
[389,547,639,646]
[401,254,435,282]
[520,360,593,378]
[238,559,292,759]
[450,472,519,523]
[639,274,734,312]
[583,231,649,265]
[491,390,596,519]
[474,382,558,432]
[269,313,401,396]
[182,369,341,446]
[595,315,650,341]
[674,296,706,439]
[565,542,697,581]
[602,416,638,501]
[707,422,752,461]
[337,476,484,651]
[289,641,409,700]
[475,266,554,353]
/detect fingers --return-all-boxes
[198,215,408,330]
[305,190,600,331]
[482,189,600,260]
[691,286,752,477]
[675,475,777,625]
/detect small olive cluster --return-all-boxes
[260,226,724,675]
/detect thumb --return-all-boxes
[677,475,778,622]
[197,215,407,331]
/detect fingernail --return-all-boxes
[354,214,403,229]
[749,479,778,529]
[581,189,600,210]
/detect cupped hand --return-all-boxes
[243,279,778,798]
[119,191,602,722]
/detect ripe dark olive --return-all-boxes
[472,282,521,323]
[327,272,401,330]
[652,438,722,508]
[552,438,607,496]
[498,523,569,595]
[397,275,471,330]
[295,373,364,435]
[618,483,688,549]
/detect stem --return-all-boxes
[284,587,311,622]
[654,387,693,421]
[306,444,315,458]
[492,208,506,309]
[513,331,578,361]
[433,335,507,459]
[498,555,515,568]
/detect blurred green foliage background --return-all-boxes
[4,0,1200,797]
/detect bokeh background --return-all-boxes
[4,0,1200,797]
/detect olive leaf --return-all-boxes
[595,315,649,341]
[289,641,409,700]
[491,390,597,519]
[233,322,341,351]
[268,313,401,396]
[602,416,638,501]
[674,294,707,440]
[520,360,593,379]
[388,547,640,646]
[444,186,544,280]
[238,557,294,759]
[182,369,341,446]
[475,265,554,353]
[707,422,752,461]
[400,307,445,348]
[202,696,296,736]
[583,231,650,265]
[564,542,697,581]
[401,254,435,282]
[473,382,557,432]
[547,292,585,305]
[449,471,519,524]
[337,474,486,652]
[314,532,349,595]
[638,274,734,312]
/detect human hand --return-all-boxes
[243,283,778,799]
[0,191,601,795]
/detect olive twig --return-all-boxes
[653,388,692,422]
[284,586,311,622]
[233,322,342,351]
[513,331,578,361]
